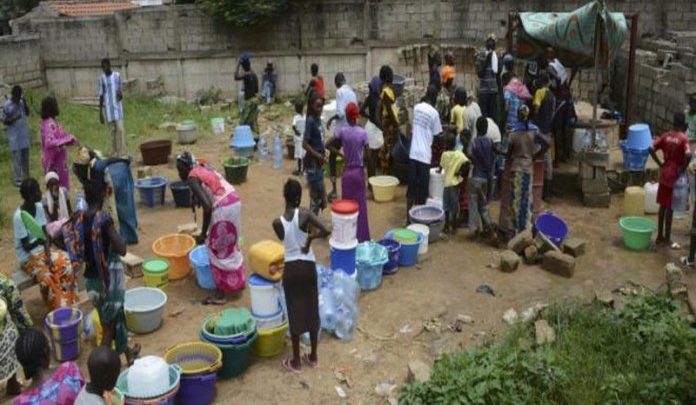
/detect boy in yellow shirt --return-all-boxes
[439,131,470,234]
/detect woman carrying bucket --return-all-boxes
[57,166,141,366]
[272,179,330,373]
[326,101,370,242]
[177,152,245,305]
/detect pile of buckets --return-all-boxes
[230,125,256,158]
[247,240,289,358]
[199,307,257,379]
[330,200,360,278]
[620,123,652,171]
[164,342,222,405]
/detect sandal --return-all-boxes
[670,242,682,250]
[202,296,226,306]
[681,256,695,268]
[282,358,302,374]
[302,353,317,368]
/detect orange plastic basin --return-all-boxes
[152,234,196,280]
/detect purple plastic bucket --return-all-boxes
[44,307,83,362]
[175,372,217,405]
[534,212,569,247]
[378,239,401,275]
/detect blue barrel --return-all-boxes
[330,240,357,276]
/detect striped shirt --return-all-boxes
[97,71,123,122]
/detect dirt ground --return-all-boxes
[1,109,694,404]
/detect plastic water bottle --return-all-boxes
[237,89,245,114]
[76,193,87,211]
[258,136,268,163]
[273,133,282,170]
[673,173,688,219]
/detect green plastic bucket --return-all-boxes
[143,259,170,291]
[213,334,256,379]
[619,216,656,251]
[223,157,250,185]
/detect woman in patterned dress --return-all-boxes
[0,273,33,397]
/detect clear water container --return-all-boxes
[273,133,282,170]
[258,136,268,163]
[673,173,688,219]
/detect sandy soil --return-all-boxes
[1,108,693,404]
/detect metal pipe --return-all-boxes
[624,13,638,135]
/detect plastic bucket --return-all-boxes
[626,123,653,150]
[385,230,422,267]
[230,125,255,148]
[409,205,445,225]
[124,287,168,334]
[429,168,445,200]
[407,224,430,255]
[621,142,650,171]
[189,246,216,290]
[534,212,568,247]
[170,181,191,208]
[356,242,388,291]
[152,234,196,280]
[176,372,216,405]
[368,176,399,202]
[619,216,656,251]
[177,121,198,145]
[143,259,170,291]
[210,336,257,379]
[44,307,83,362]
[252,322,288,358]
[135,176,168,207]
[252,307,284,330]
[211,118,225,135]
[331,199,359,247]
[223,157,250,185]
[330,239,358,276]
[377,239,401,275]
[248,274,280,316]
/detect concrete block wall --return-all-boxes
[0,34,43,93]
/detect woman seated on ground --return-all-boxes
[13,328,85,405]
[55,172,141,366]
[42,171,72,238]
[326,101,370,242]
[177,152,246,305]
[14,178,78,311]
[0,272,33,397]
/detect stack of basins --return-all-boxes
[116,356,181,405]
[329,200,359,278]
[164,342,222,405]
[247,240,288,358]
[620,123,652,171]
[230,125,256,158]
[200,308,257,379]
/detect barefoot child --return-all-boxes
[272,179,330,373]
[649,112,690,248]
[74,347,121,405]
[439,131,469,234]
[292,101,306,176]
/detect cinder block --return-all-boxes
[562,238,587,257]
[583,192,611,208]
[541,251,575,278]
[500,250,521,273]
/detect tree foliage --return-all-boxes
[196,0,298,28]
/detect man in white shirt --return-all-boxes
[463,96,483,140]
[326,72,357,201]
[408,86,443,218]
[97,58,126,158]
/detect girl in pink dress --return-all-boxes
[40,97,78,190]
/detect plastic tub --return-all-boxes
[407,223,430,255]
[142,259,170,291]
[644,182,659,214]
[620,141,650,171]
[170,181,191,208]
[163,342,222,375]
[140,139,172,166]
[252,321,288,358]
[127,356,170,399]
[624,186,646,217]
[189,246,216,290]
[330,239,358,276]
[248,240,284,281]
[377,239,401,275]
[135,177,168,207]
[177,372,216,405]
[534,212,568,247]
[385,230,422,267]
[356,242,388,291]
[124,287,168,334]
[223,157,250,185]
[117,364,180,403]
[208,335,257,379]
[619,216,656,251]
[409,205,445,225]
[44,307,83,362]
[152,234,195,280]
[369,176,399,202]
[211,117,225,135]
[252,307,284,330]
[429,168,445,200]
[331,199,359,247]
[230,126,255,148]
[177,121,198,145]
[248,274,281,317]
[626,123,653,150]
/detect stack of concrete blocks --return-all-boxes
[579,150,610,208]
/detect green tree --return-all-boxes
[197,0,296,27]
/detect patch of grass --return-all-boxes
[400,293,696,404]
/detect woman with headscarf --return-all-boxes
[56,166,141,366]
[0,272,33,397]
[501,105,541,238]
[176,152,245,305]
[379,65,399,173]
[14,178,78,312]
[326,102,370,241]
[40,96,79,191]
[42,171,72,239]
[73,147,138,244]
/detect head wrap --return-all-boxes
[45,171,59,184]
[177,151,196,168]
[345,102,360,122]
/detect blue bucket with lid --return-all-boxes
[330,239,358,276]
[626,123,652,150]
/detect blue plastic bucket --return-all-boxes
[330,240,357,276]
[356,242,388,291]
[621,141,650,171]
[135,176,168,207]
[385,230,422,267]
[534,212,568,247]
[377,239,401,275]
[189,246,216,290]
[626,123,652,150]
[230,125,256,148]
[176,372,217,405]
